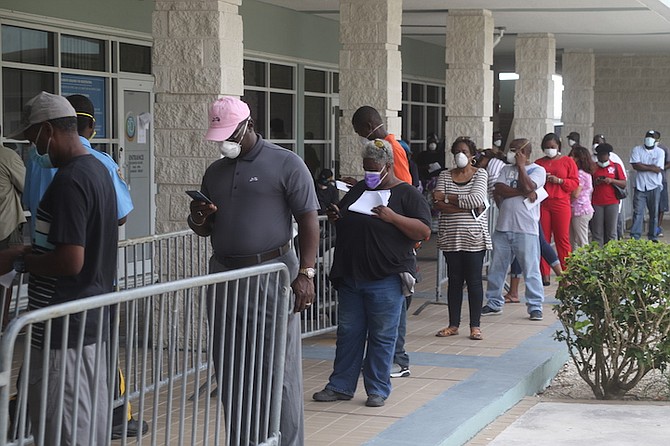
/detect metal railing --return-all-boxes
[0,264,291,446]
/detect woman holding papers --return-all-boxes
[535,133,579,285]
[433,137,491,341]
[591,143,627,246]
[312,139,431,408]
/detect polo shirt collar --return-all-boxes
[239,133,264,161]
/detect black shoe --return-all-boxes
[111,418,149,440]
[390,364,411,378]
[365,395,385,407]
[529,310,543,321]
[481,305,502,316]
[312,388,352,402]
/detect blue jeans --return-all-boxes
[510,221,558,276]
[485,231,544,314]
[327,275,404,399]
[393,296,410,368]
[630,187,661,240]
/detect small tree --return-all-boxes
[554,239,670,399]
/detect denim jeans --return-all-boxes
[485,231,544,314]
[630,186,661,240]
[510,222,558,276]
[444,250,486,328]
[393,296,411,368]
[326,275,404,399]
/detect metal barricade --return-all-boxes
[0,264,291,446]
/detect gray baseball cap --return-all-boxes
[8,91,76,139]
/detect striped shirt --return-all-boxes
[436,168,492,252]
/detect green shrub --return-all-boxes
[554,239,670,399]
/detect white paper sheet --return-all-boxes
[335,180,352,192]
[348,190,391,215]
[0,270,16,288]
[524,186,549,210]
[471,198,491,222]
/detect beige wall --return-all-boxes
[594,54,670,163]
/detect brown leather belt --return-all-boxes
[217,241,292,269]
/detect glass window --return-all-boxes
[242,89,266,136]
[2,25,54,66]
[332,72,339,93]
[402,82,408,101]
[426,106,441,138]
[304,96,326,140]
[305,69,326,93]
[427,85,440,104]
[119,43,151,74]
[61,35,106,71]
[244,60,265,87]
[401,103,409,141]
[2,67,54,137]
[411,104,424,141]
[411,83,424,102]
[269,63,293,89]
[269,92,293,139]
[303,142,324,178]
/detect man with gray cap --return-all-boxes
[0,91,117,445]
[188,96,319,446]
[630,129,666,241]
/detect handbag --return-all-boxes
[612,169,627,199]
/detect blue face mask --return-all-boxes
[30,125,54,168]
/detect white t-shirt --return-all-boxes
[494,163,546,235]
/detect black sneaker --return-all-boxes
[529,310,543,321]
[481,305,502,316]
[390,364,410,378]
[312,388,353,402]
[365,394,385,407]
[111,418,149,439]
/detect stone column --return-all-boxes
[445,9,494,154]
[153,0,243,233]
[510,33,556,151]
[338,0,402,178]
[562,49,595,148]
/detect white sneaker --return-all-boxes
[390,363,411,378]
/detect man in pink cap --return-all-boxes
[188,96,319,446]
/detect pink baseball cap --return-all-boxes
[204,96,251,141]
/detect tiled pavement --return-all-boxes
[301,235,568,445]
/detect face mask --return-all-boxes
[597,160,610,168]
[506,151,517,165]
[364,166,387,189]
[543,148,558,158]
[218,120,249,158]
[645,137,656,148]
[494,139,502,148]
[365,123,384,140]
[568,139,575,147]
[454,152,469,169]
[428,142,437,151]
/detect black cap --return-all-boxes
[567,131,580,142]
[595,143,613,155]
[645,130,656,138]
[318,168,333,180]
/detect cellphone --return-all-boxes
[186,190,213,204]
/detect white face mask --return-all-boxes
[543,148,558,158]
[219,120,249,158]
[493,139,502,148]
[597,160,610,168]
[428,142,437,151]
[568,139,576,147]
[645,137,656,148]
[454,152,469,168]
[506,151,517,165]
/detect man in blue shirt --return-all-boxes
[630,130,666,241]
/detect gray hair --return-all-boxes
[361,138,394,165]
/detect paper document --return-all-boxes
[335,180,352,192]
[0,270,16,288]
[348,190,391,215]
[471,198,491,222]
[524,187,548,210]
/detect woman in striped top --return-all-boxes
[433,137,492,341]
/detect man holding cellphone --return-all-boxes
[188,96,319,446]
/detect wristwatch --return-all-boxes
[299,267,316,279]
[13,255,26,274]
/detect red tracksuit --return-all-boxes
[535,155,579,275]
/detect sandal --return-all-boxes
[504,293,520,304]
[435,326,459,337]
[469,327,483,341]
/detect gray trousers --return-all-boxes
[592,204,619,246]
[208,251,304,446]
[28,343,108,446]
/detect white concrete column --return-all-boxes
[510,33,556,152]
[338,0,402,178]
[562,49,595,148]
[445,9,494,153]
[152,0,244,233]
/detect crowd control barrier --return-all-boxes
[0,263,291,446]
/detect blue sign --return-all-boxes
[61,74,107,138]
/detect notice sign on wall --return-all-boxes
[61,74,107,138]
[128,152,146,176]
